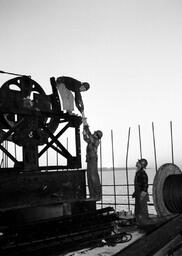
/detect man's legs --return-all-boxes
[87,159,102,201]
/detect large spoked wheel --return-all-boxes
[0,76,59,146]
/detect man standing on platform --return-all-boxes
[132,158,150,225]
[56,76,90,116]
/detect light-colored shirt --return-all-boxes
[57,82,74,112]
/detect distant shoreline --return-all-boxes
[99,167,136,171]
[99,167,153,171]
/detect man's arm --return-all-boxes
[83,125,92,143]
[141,172,148,192]
[82,118,93,143]
[140,172,149,200]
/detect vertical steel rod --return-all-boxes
[6,141,8,167]
[5,141,7,167]
[2,141,5,168]
[125,127,131,212]
[0,144,2,168]
[66,137,69,171]
[152,122,157,172]
[0,158,3,168]
[170,121,174,164]
[99,139,103,208]
[56,146,58,171]
[4,141,6,168]
[46,149,48,167]
[66,137,68,150]
[138,124,142,159]
[111,129,117,210]
[14,144,17,160]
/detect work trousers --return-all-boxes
[135,193,149,225]
[87,157,102,201]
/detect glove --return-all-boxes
[82,117,88,126]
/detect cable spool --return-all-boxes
[163,174,182,213]
[153,163,181,217]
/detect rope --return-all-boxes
[104,231,132,246]
[64,231,132,255]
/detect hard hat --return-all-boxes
[138,158,148,168]
[94,130,103,139]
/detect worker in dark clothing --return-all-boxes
[56,76,90,115]
[82,117,103,201]
[132,158,149,225]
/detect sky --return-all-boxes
[1,0,182,168]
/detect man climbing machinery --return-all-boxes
[82,117,103,201]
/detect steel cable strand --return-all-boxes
[105,231,132,246]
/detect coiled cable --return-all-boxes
[163,174,182,213]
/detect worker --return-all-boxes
[56,81,74,114]
[132,158,149,225]
[82,117,103,201]
[56,76,90,115]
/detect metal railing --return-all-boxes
[0,121,176,216]
[95,121,176,214]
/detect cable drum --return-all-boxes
[163,174,182,213]
[153,163,181,217]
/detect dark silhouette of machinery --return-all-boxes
[0,75,94,224]
[0,75,115,255]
